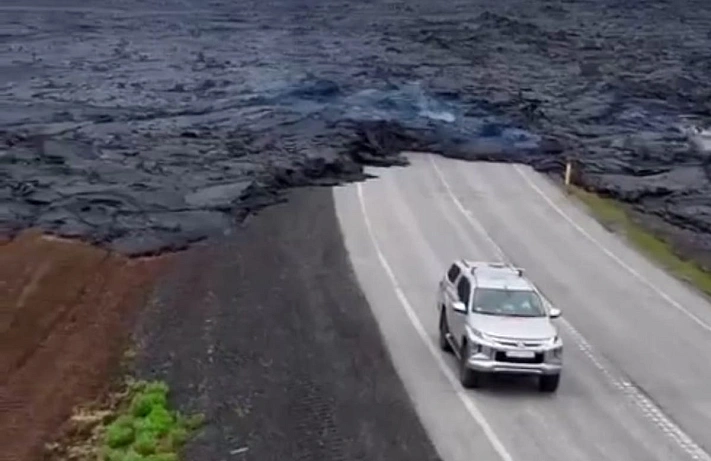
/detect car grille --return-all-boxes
[494,351,544,364]
[495,340,544,348]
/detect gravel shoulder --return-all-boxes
[132,186,442,461]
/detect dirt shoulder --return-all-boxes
[0,231,167,461]
[132,186,441,461]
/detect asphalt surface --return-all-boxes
[334,153,711,461]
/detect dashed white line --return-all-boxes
[562,322,707,461]
[428,154,711,461]
[355,182,515,461]
[513,164,711,335]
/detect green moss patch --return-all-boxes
[46,379,204,461]
[102,380,204,461]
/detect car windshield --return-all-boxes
[472,288,546,317]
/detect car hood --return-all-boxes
[469,313,556,341]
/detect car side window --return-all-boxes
[456,277,471,307]
[447,264,461,284]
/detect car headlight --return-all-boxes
[466,326,492,343]
[546,335,563,359]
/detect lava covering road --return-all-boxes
[2,0,711,258]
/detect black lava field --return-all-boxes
[2,0,711,258]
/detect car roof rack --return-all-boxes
[463,260,524,277]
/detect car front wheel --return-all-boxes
[439,309,453,353]
[459,342,483,389]
[539,373,560,393]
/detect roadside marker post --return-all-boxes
[564,159,573,194]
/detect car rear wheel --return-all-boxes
[459,342,483,389]
[539,373,560,393]
[439,309,453,353]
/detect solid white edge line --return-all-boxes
[355,182,514,461]
[512,164,711,335]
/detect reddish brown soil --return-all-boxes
[0,230,168,461]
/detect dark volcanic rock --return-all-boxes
[185,182,252,210]
[2,0,711,256]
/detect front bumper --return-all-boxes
[466,356,561,375]
[464,339,563,376]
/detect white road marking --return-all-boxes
[428,155,711,461]
[513,164,711,335]
[355,182,515,461]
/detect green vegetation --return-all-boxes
[46,378,204,461]
[101,380,204,461]
[569,185,711,296]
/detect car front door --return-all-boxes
[451,276,471,348]
[442,263,461,308]
[442,263,460,303]
[441,264,463,344]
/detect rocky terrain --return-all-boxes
[2,0,711,260]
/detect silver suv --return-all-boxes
[437,260,563,392]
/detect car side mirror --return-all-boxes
[549,307,561,318]
[452,301,467,313]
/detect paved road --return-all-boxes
[333,152,711,461]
